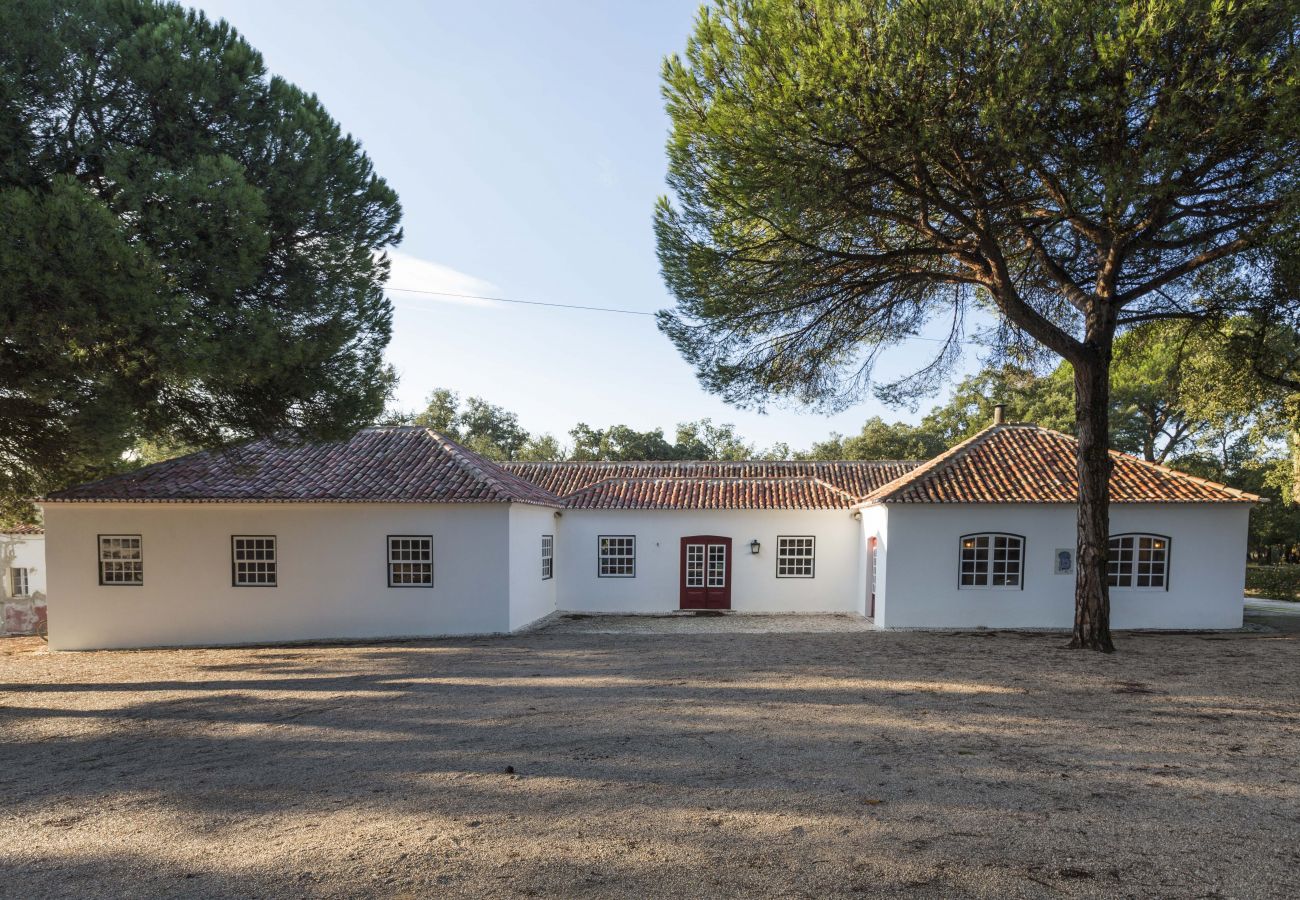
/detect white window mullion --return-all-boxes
[98,535,142,586]
[232,536,277,587]
[959,534,1022,590]
[776,536,815,578]
[598,536,636,577]
[389,535,434,587]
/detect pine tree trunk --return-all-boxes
[1288,427,1300,506]
[1069,349,1115,652]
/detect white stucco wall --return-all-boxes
[555,509,862,614]
[2,534,46,600]
[874,503,1249,630]
[41,502,514,650]
[508,504,560,630]
[857,506,889,620]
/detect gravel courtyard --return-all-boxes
[2,622,1298,899]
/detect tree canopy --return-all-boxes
[0,0,402,519]
[655,0,1300,649]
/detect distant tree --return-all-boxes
[921,325,1203,463]
[0,0,402,519]
[569,424,678,461]
[656,0,1300,649]
[394,389,542,461]
[799,417,944,461]
[409,389,460,434]
[674,419,754,460]
[458,397,530,461]
[516,434,565,462]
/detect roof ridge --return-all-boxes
[856,425,1001,506]
[503,458,920,466]
[809,477,859,502]
[421,429,562,506]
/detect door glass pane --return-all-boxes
[707,544,726,588]
[686,543,704,587]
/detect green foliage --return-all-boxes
[393,389,547,462]
[674,419,754,461]
[390,390,786,462]
[798,417,945,462]
[1246,565,1300,600]
[0,0,402,516]
[656,0,1300,408]
[569,423,677,461]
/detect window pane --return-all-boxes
[1109,535,1167,589]
[99,535,143,585]
[388,536,433,586]
[777,536,815,577]
[686,543,704,587]
[599,536,635,576]
[233,537,277,586]
[707,544,727,587]
[960,534,1019,589]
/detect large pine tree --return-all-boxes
[0,0,403,518]
[655,0,1300,650]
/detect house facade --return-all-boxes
[37,422,1257,650]
[1,524,46,636]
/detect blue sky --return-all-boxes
[191,0,980,450]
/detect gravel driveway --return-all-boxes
[2,626,1298,899]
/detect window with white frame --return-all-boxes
[685,543,705,587]
[98,535,143,585]
[9,567,29,598]
[776,536,816,577]
[1108,534,1169,589]
[388,535,433,587]
[959,533,1024,588]
[598,535,635,577]
[707,543,727,587]
[232,536,277,587]
[541,534,554,580]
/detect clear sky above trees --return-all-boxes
[187,0,985,448]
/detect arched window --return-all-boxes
[1108,534,1170,589]
[959,533,1024,589]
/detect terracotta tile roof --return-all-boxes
[858,424,1261,505]
[558,477,859,510]
[1,523,43,535]
[41,428,562,507]
[503,460,918,503]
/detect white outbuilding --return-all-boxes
[37,421,1258,649]
[2,523,46,635]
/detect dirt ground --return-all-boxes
[2,622,1299,899]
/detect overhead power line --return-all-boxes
[386,284,973,346]
[386,286,658,317]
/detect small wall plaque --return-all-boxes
[1054,548,1074,575]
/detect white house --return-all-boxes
[37,419,1258,650]
[2,523,46,635]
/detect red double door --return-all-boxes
[680,535,732,609]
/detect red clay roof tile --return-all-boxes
[42,428,562,506]
[503,460,917,506]
[859,424,1260,505]
[557,477,858,510]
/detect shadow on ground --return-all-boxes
[2,628,1298,899]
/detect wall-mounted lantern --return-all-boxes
[749,539,761,555]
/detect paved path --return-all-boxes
[1244,596,1300,633]
[1245,597,1300,616]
